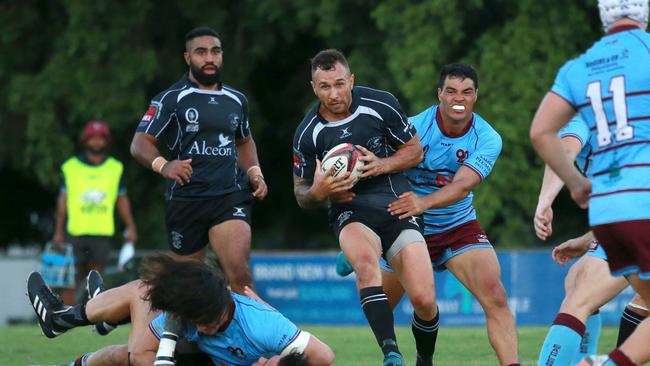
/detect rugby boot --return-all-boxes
[383,351,404,366]
[26,271,70,338]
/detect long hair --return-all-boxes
[279,351,310,366]
[140,253,232,325]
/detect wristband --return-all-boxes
[246,165,262,175]
[151,156,168,174]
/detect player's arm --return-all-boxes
[293,161,355,209]
[551,231,595,265]
[289,333,335,366]
[357,134,423,178]
[530,93,590,207]
[236,136,267,200]
[116,195,138,243]
[130,132,193,186]
[53,190,67,248]
[534,135,583,240]
[388,165,481,219]
[129,322,160,366]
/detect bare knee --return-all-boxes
[478,280,509,313]
[108,345,129,366]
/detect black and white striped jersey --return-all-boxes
[292,86,417,209]
[137,74,251,200]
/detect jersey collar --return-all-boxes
[78,153,107,166]
[606,24,640,35]
[435,107,474,138]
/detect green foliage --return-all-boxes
[0,0,603,248]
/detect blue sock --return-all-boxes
[584,312,602,358]
[537,313,585,366]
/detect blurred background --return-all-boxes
[0,0,601,251]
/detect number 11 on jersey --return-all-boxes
[586,75,634,147]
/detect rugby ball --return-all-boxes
[321,143,364,183]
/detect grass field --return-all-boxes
[0,324,620,365]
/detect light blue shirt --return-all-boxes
[406,105,502,234]
[150,293,301,366]
[551,27,650,225]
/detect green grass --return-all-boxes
[0,324,620,365]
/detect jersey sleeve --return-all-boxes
[550,61,577,107]
[559,115,590,147]
[381,94,417,148]
[236,94,251,140]
[149,313,166,339]
[253,309,301,355]
[136,94,176,138]
[292,122,317,179]
[463,128,502,180]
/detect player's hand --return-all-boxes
[311,159,357,201]
[250,175,268,200]
[388,191,429,219]
[124,225,138,243]
[533,202,553,240]
[243,285,277,310]
[551,237,591,265]
[52,231,65,250]
[356,145,384,178]
[568,176,591,209]
[329,190,355,203]
[161,159,193,186]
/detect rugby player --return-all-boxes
[26,254,333,366]
[530,0,650,364]
[130,26,267,364]
[292,49,438,366]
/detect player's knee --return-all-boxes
[479,280,508,310]
[107,344,129,366]
[409,291,436,313]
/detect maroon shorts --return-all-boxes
[425,220,492,271]
[592,219,650,279]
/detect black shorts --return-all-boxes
[165,190,253,255]
[68,235,112,267]
[329,203,423,259]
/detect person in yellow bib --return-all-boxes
[53,120,138,305]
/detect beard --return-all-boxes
[190,62,221,87]
[85,145,107,155]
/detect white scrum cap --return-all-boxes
[598,0,649,31]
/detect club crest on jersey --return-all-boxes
[408,216,419,227]
[208,96,219,105]
[171,231,183,250]
[456,149,469,163]
[185,108,199,132]
[367,136,384,155]
[227,346,245,358]
[293,148,306,169]
[339,127,352,139]
[228,113,241,132]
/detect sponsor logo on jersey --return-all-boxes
[218,133,232,147]
[408,216,419,227]
[185,108,200,132]
[208,96,219,105]
[339,127,352,139]
[228,113,241,132]
[367,136,384,155]
[293,148,306,169]
[171,231,183,250]
[476,233,490,244]
[233,207,246,217]
[188,140,233,156]
[80,189,108,214]
[227,346,245,358]
[337,211,353,226]
[141,105,158,122]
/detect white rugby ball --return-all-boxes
[321,143,364,183]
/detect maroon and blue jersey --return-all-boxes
[405,105,502,235]
[137,74,251,200]
[551,26,650,226]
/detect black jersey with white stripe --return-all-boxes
[137,74,251,200]
[292,86,417,210]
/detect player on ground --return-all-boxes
[26,254,333,366]
[534,115,647,365]
[292,49,438,366]
[381,63,519,366]
[530,0,650,364]
[130,26,267,364]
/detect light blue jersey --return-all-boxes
[559,115,593,174]
[150,294,301,366]
[406,105,502,234]
[551,26,650,226]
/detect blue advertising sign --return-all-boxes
[251,251,635,326]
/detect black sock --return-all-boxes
[616,306,647,347]
[54,303,91,329]
[412,308,439,362]
[360,286,399,355]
